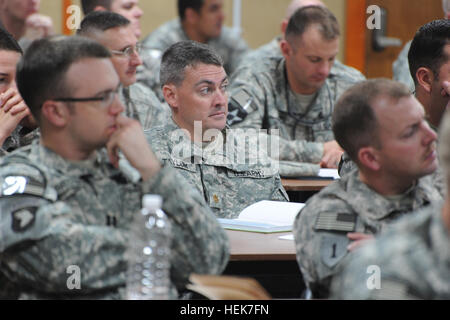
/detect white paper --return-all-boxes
[238,200,305,226]
[318,168,340,179]
[278,234,294,241]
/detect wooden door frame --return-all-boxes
[344,0,367,74]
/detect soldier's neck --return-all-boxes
[285,65,318,95]
[0,13,25,40]
[40,133,95,162]
[182,22,209,44]
[359,170,416,197]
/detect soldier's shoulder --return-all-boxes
[331,60,366,83]
[142,19,180,49]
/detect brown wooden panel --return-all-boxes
[365,0,444,79]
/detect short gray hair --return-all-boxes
[160,40,223,87]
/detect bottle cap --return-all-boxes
[142,194,163,210]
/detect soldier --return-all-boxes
[0,36,229,299]
[331,109,450,300]
[0,27,38,156]
[77,11,171,130]
[138,0,250,100]
[293,79,442,299]
[0,0,54,52]
[340,19,450,196]
[392,0,449,92]
[145,40,288,219]
[232,0,365,85]
[227,6,356,175]
[80,0,143,39]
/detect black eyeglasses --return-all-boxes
[110,43,142,58]
[53,84,122,109]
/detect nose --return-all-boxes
[130,51,142,67]
[135,6,143,18]
[423,121,438,145]
[214,88,228,107]
[109,95,125,115]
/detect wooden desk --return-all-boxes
[225,229,304,298]
[281,178,333,192]
[226,230,296,261]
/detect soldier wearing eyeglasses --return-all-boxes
[77,11,171,130]
[0,36,229,299]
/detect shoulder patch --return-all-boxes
[228,89,253,125]
[315,212,356,232]
[320,233,349,268]
[1,175,46,197]
[12,207,37,232]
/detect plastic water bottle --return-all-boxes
[126,194,171,300]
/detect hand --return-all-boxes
[320,140,344,168]
[346,232,374,252]
[0,89,31,146]
[106,115,161,181]
[23,13,54,41]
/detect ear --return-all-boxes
[357,146,381,171]
[416,67,434,94]
[280,39,292,60]
[162,84,179,113]
[41,101,69,128]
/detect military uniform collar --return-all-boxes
[343,170,432,221]
[278,59,330,114]
[35,143,104,178]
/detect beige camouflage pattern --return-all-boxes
[120,82,171,130]
[393,40,415,93]
[293,169,442,298]
[228,54,365,165]
[331,202,450,299]
[145,120,289,219]
[0,142,229,299]
[138,19,250,98]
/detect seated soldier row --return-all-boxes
[0,1,448,300]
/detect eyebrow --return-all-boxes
[93,82,121,96]
[194,76,228,87]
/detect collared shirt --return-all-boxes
[119,82,171,130]
[137,19,250,99]
[331,201,450,299]
[293,169,442,298]
[145,120,289,218]
[393,40,415,93]
[0,142,229,299]
[228,55,365,165]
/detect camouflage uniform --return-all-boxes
[1,125,40,157]
[227,55,365,167]
[393,40,415,93]
[0,142,229,299]
[331,202,450,299]
[293,169,442,298]
[138,19,250,98]
[145,120,289,219]
[119,82,171,130]
[233,35,366,81]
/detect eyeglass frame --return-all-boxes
[110,43,142,58]
[52,84,123,108]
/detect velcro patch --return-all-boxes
[314,212,356,232]
[12,207,37,233]
[232,90,252,111]
[1,175,45,197]
[320,233,349,268]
